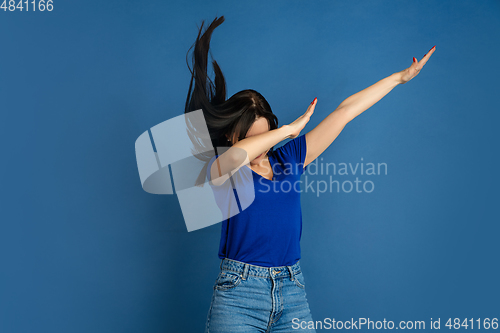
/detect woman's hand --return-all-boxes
[284,97,317,139]
[398,45,436,84]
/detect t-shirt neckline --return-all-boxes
[244,153,275,182]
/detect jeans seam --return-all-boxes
[294,273,306,289]
[214,272,243,291]
[205,290,216,333]
[269,278,284,325]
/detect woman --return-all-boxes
[185,16,435,333]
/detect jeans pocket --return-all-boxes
[294,271,306,289]
[214,271,242,291]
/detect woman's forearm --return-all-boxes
[339,72,403,123]
[230,125,292,162]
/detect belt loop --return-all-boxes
[287,266,294,281]
[220,259,224,271]
[242,264,249,280]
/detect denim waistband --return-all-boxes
[220,258,301,281]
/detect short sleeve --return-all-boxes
[275,134,308,174]
[206,155,218,182]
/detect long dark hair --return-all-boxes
[185,16,278,186]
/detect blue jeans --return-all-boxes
[204,258,316,332]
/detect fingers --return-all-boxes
[414,60,421,71]
[418,45,436,67]
[306,97,317,115]
[412,57,420,71]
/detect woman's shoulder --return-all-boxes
[271,134,308,173]
[273,134,307,160]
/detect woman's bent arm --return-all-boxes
[210,126,292,185]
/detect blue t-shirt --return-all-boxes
[206,134,308,267]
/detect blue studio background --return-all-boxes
[1,1,499,332]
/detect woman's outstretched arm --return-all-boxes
[303,46,436,167]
